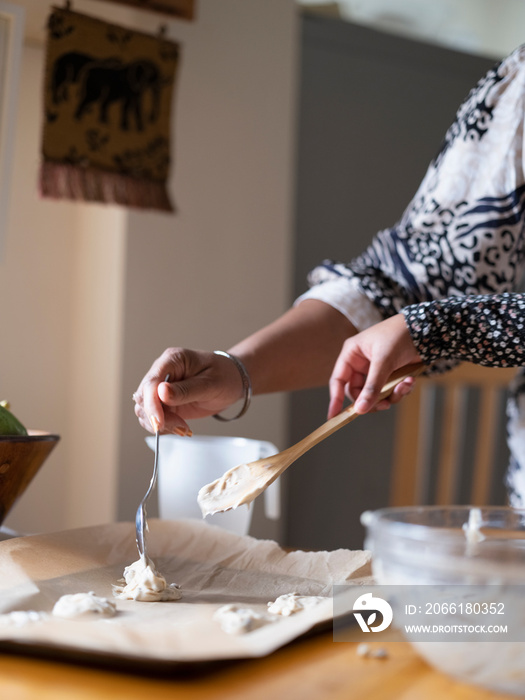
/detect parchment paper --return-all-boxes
[0,518,371,666]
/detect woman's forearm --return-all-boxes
[229,299,357,395]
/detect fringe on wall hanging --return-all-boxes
[40,6,180,212]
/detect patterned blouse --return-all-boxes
[307,45,525,318]
[402,292,525,366]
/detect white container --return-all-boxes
[145,434,280,536]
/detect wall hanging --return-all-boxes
[92,0,195,21]
[40,5,180,212]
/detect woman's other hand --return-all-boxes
[328,314,423,418]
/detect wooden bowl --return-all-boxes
[0,431,60,524]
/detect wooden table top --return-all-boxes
[0,627,516,700]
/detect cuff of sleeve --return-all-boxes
[294,277,384,332]
[402,299,459,364]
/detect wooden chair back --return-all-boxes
[390,363,517,507]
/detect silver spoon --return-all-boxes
[135,374,170,561]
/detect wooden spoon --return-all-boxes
[198,362,425,516]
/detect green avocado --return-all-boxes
[0,401,28,436]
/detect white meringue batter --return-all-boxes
[53,591,116,619]
[112,555,182,602]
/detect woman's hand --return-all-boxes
[328,314,424,418]
[133,348,245,434]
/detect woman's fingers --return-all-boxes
[328,340,370,418]
[134,396,191,435]
[133,347,246,433]
[328,315,422,417]
[351,363,393,414]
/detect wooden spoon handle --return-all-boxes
[284,362,425,464]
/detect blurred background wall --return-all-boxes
[3,0,297,534]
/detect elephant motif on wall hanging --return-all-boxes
[51,50,167,131]
[41,6,180,211]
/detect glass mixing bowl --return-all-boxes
[361,506,525,695]
[362,506,525,585]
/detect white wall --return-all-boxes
[3,0,298,534]
[1,43,76,533]
[116,0,299,523]
[64,206,126,528]
[2,41,129,533]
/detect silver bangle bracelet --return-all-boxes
[212,350,252,421]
